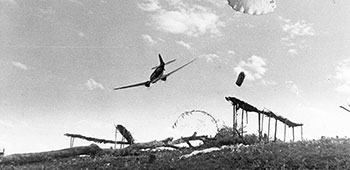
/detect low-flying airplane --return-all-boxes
[113,54,195,90]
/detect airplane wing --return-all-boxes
[113,81,149,90]
[151,59,176,70]
[340,106,350,113]
[162,59,196,79]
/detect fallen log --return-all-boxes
[0,144,101,165]
[108,137,180,156]
[0,135,217,165]
[171,135,211,145]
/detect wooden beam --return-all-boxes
[246,110,248,124]
[301,126,303,141]
[261,114,264,134]
[233,105,236,136]
[120,137,125,149]
[284,124,286,142]
[70,137,74,148]
[258,113,261,141]
[268,116,271,141]
[64,133,129,145]
[241,109,244,136]
[114,129,117,149]
[235,108,238,128]
[274,118,277,141]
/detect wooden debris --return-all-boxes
[225,96,303,128]
[0,134,214,165]
[64,133,129,145]
[115,124,135,144]
[0,144,101,165]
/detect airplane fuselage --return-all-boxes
[149,64,165,84]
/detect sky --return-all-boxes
[0,0,350,155]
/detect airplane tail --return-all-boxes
[159,54,165,66]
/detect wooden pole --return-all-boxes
[258,113,261,141]
[274,118,277,141]
[232,105,234,130]
[261,114,264,134]
[301,126,303,141]
[246,111,248,124]
[235,108,238,128]
[233,105,236,136]
[241,109,244,136]
[284,124,286,142]
[70,137,75,148]
[292,127,295,142]
[120,137,124,149]
[114,129,117,149]
[268,116,271,141]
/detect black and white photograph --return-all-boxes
[1,0,350,169]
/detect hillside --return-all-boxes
[1,137,350,170]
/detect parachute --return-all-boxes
[227,0,276,15]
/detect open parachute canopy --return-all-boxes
[227,0,276,15]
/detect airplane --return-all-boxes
[113,54,196,90]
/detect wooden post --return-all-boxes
[114,129,117,149]
[235,108,238,128]
[301,126,303,141]
[120,137,124,149]
[292,127,295,142]
[246,111,248,124]
[258,113,261,141]
[70,137,75,148]
[261,114,264,134]
[233,105,236,136]
[284,124,286,142]
[241,109,244,136]
[274,118,277,141]
[268,116,271,141]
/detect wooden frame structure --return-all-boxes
[114,124,135,149]
[64,133,129,148]
[65,124,135,149]
[225,96,303,142]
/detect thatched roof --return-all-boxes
[225,96,303,128]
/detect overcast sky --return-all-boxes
[1,0,350,154]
